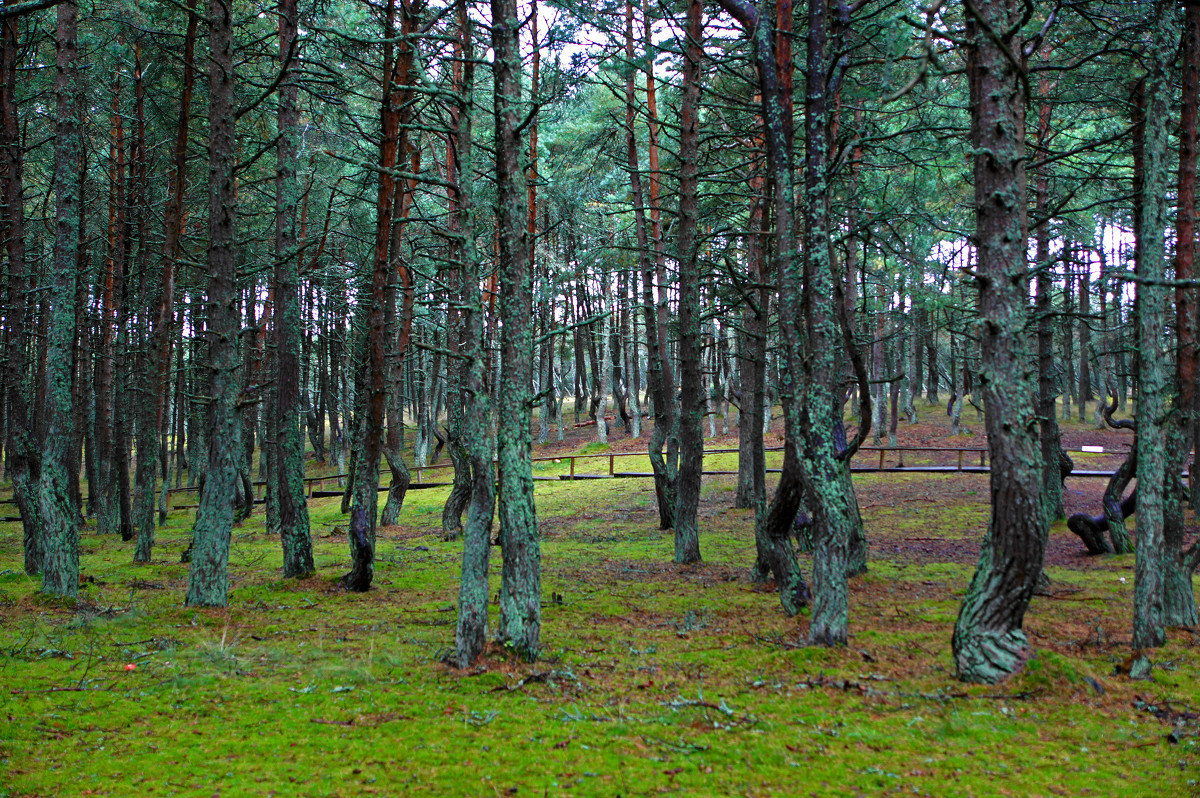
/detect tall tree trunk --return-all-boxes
[343,0,416,591]
[529,3,547,450]
[798,0,859,646]
[130,38,160,560]
[716,0,814,617]
[1062,259,1074,421]
[39,0,82,597]
[185,0,240,607]
[442,263,469,539]
[450,7,497,665]
[595,307,609,445]
[623,265,640,438]
[95,72,126,538]
[673,0,704,564]
[0,0,41,575]
[1166,0,1200,627]
[735,128,767,514]
[1033,73,1064,525]
[273,0,314,578]
[380,271,414,527]
[1078,266,1092,419]
[1131,1,1179,672]
[381,5,418,526]
[926,323,939,405]
[642,0,678,529]
[493,0,540,659]
[623,0,671,522]
[951,0,1046,683]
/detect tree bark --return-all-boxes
[95,71,127,539]
[672,0,704,565]
[273,0,314,578]
[343,0,415,591]
[379,31,418,530]
[449,6,496,666]
[130,38,159,560]
[1131,1,1179,670]
[642,0,678,530]
[623,0,672,526]
[951,0,1046,683]
[39,0,82,597]
[0,0,41,575]
[493,0,540,659]
[185,0,240,607]
[734,132,767,515]
[1033,72,1064,525]
[1165,0,1200,628]
[595,308,610,445]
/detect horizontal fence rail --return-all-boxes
[0,444,1145,521]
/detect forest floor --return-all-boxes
[1,401,1198,797]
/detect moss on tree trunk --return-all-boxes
[493,0,540,660]
[185,0,241,608]
[951,0,1046,684]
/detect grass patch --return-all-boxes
[1,428,1197,796]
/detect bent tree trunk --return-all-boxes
[1068,411,1134,556]
[799,0,859,646]
[343,0,417,590]
[951,0,1046,683]
[759,443,810,615]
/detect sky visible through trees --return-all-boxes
[1,0,1198,684]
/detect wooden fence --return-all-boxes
[0,444,1134,520]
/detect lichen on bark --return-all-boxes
[951,0,1047,684]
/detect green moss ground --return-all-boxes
[1,434,1197,797]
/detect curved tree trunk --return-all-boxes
[951,0,1046,683]
[758,444,810,615]
[798,0,860,646]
